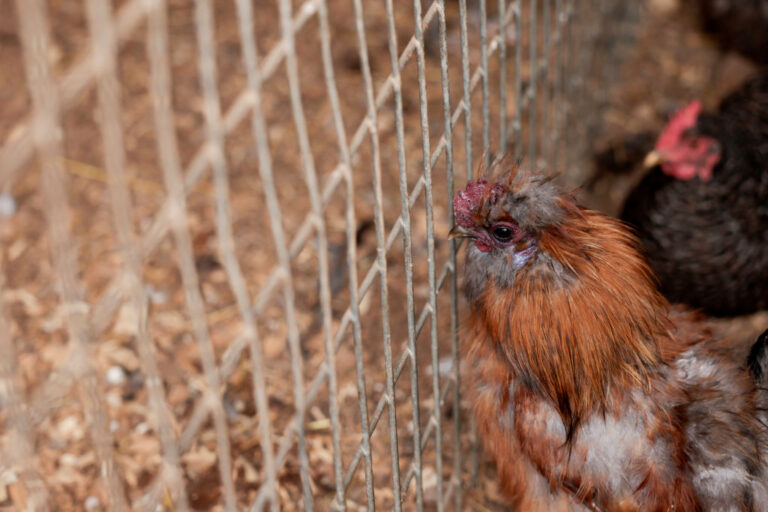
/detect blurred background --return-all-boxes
[0,0,765,510]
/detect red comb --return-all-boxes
[453,178,505,228]
[656,101,702,151]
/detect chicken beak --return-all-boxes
[643,150,662,169]
[448,225,473,240]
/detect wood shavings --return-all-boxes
[52,415,86,443]
[112,302,139,337]
[181,446,218,478]
[2,0,762,510]
[98,339,141,372]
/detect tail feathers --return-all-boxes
[748,329,768,383]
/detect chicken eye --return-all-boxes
[492,225,514,243]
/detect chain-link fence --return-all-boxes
[0,0,636,509]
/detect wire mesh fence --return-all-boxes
[0,0,636,510]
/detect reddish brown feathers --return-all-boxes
[471,198,669,433]
[458,164,768,511]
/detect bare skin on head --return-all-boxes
[643,101,721,181]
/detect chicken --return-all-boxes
[452,163,768,511]
[620,73,768,317]
[587,131,656,189]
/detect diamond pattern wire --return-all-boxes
[0,0,636,509]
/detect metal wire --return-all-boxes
[147,1,238,510]
[84,0,190,508]
[15,0,128,509]
[382,0,424,507]
[350,0,403,510]
[408,1,444,510]
[1,0,634,509]
[0,259,49,512]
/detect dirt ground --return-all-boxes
[0,0,766,511]
[0,1,512,509]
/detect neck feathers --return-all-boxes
[471,207,670,436]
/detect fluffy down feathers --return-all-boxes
[457,164,768,511]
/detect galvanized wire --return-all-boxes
[382,0,424,507]
[0,0,152,190]
[15,0,129,509]
[513,0,524,161]
[2,0,634,509]
[314,0,378,508]
[350,0,403,509]
[146,1,238,510]
[408,0,444,510]
[435,0,463,508]
[84,0,190,508]
[231,0,282,510]
[480,0,491,164]
[0,273,49,511]
[498,0,509,157]
[530,0,539,164]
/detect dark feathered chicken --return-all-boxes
[621,73,768,317]
[696,0,768,65]
[453,163,768,510]
[587,132,656,189]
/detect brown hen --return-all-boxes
[453,163,768,511]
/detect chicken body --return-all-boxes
[470,313,768,511]
[455,165,768,510]
[697,0,768,65]
[621,74,768,316]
